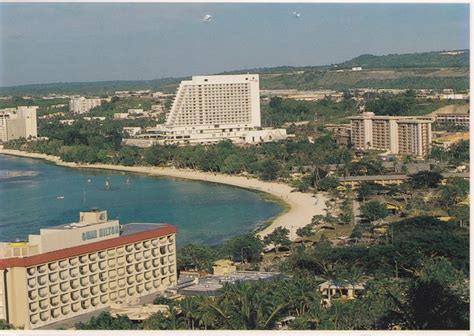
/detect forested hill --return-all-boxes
[336,50,469,69]
[0,49,469,95]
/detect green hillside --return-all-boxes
[336,50,469,69]
[0,49,469,96]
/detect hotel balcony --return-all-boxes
[79,255,87,264]
[143,250,151,259]
[152,259,160,268]
[145,282,152,291]
[48,262,58,272]
[91,297,99,307]
[135,274,144,283]
[89,274,99,284]
[50,296,60,307]
[38,288,48,298]
[117,268,125,277]
[49,273,58,283]
[89,264,98,273]
[79,266,88,276]
[71,291,79,301]
[136,284,144,294]
[59,270,68,281]
[109,292,118,301]
[90,286,99,296]
[126,255,134,264]
[118,279,126,288]
[81,300,90,310]
[127,287,136,296]
[99,272,108,282]
[100,295,108,304]
[100,283,108,293]
[69,257,78,266]
[81,289,89,298]
[135,263,143,272]
[109,281,117,291]
[39,299,48,310]
[28,290,38,300]
[153,280,160,288]
[127,276,135,286]
[59,260,68,269]
[152,270,160,278]
[30,314,39,325]
[134,252,143,261]
[88,253,97,262]
[144,271,152,281]
[27,267,36,277]
[29,301,39,312]
[50,284,59,295]
[69,268,79,278]
[117,256,125,266]
[61,306,71,316]
[108,270,117,279]
[70,279,80,290]
[98,251,107,259]
[51,308,60,319]
[60,294,69,305]
[152,248,159,257]
[39,311,49,322]
[108,259,116,268]
[144,260,152,270]
[134,242,142,251]
[28,278,37,288]
[151,238,158,246]
[80,277,89,287]
[60,282,69,292]
[118,290,126,299]
[116,246,125,255]
[159,246,166,255]
[107,249,116,258]
[72,302,80,312]
[143,240,151,249]
[126,265,134,274]
[125,245,133,253]
[37,265,47,274]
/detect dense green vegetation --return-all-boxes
[73,215,469,331]
[365,90,468,116]
[262,96,356,126]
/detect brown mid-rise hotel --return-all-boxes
[350,112,433,157]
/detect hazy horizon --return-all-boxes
[0,3,469,87]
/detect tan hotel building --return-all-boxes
[0,209,177,329]
[350,112,433,157]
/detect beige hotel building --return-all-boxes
[0,106,38,143]
[69,97,102,114]
[125,74,287,146]
[0,209,177,329]
[350,112,433,157]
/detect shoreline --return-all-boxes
[0,148,327,240]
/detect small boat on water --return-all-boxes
[87,179,91,183]
[56,196,65,200]
[126,178,130,184]
[105,180,110,190]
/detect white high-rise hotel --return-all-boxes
[128,74,287,146]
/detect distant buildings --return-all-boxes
[125,74,287,146]
[431,105,469,127]
[69,97,101,114]
[0,106,38,142]
[0,209,177,329]
[350,112,433,157]
[351,66,363,71]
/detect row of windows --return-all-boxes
[29,277,174,326]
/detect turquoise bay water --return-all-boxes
[0,155,282,246]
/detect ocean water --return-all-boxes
[0,155,282,246]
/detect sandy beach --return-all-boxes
[0,148,327,240]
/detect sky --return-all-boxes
[0,3,469,87]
